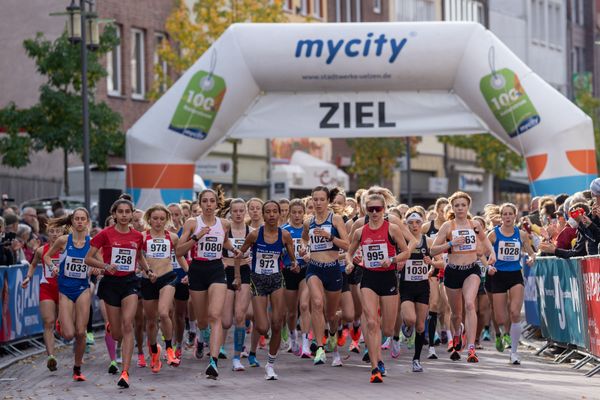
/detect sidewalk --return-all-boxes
[1,338,598,400]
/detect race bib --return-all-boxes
[452,229,477,252]
[309,227,333,252]
[293,238,303,259]
[171,251,180,269]
[338,249,346,268]
[146,238,171,259]
[44,257,60,278]
[362,243,389,269]
[477,260,486,278]
[64,256,88,279]
[498,240,520,262]
[404,259,429,281]
[111,247,136,272]
[255,251,279,275]
[196,235,223,260]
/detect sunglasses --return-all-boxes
[366,206,384,213]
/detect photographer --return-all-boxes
[0,217,15,266]
[539,202,600,258]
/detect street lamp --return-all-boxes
[65,0,100,212]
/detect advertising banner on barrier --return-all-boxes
[0,268,7,342]
[580,257,600,357]
[534,258,589,348]
[2,265,44,343]
[523,263,540,326]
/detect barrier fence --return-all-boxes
[0,264,102,345]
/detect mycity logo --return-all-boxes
[295,33,409,65]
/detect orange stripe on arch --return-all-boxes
[525,154,548,181]
[126,164,194,188]
[566,150,598,174]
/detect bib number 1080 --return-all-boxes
[198,242,222,252]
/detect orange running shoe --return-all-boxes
[259,335,267,349]
[337,329,348,347]
[73,369,86,382]
[117,370,129,388]
[350,326,361,342]
[151,345,162,373]
[137,353,146,368]
[447,338,454,353]
[467,348,479,363]
[370,369,383,383]
[166,347,180,367]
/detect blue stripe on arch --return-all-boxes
[530,174,597,196]
[160,189,195,204]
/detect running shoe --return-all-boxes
[291,341,301,356]
[370,368,383,383]
[475,341,484,350]
[412,359,423,372]
[259,335,267,349]
[447,338,454,352]
[137,353,146,368]
[108,360,119,375]
[401,323,414,339]
[117,371,129,388]
[326,334,337,353]
[205,358,219,379]
[301,351,312,359]
[240,346,249,358]
[232,357,245,371]
[331,351,343,367]
[428,346,438,359]
[349,340,361,354]
[194,337,204,359]
[502,333,511,349]
[186,331,196,348]
[362,349,370,363]
[450,349,461,361]
[467,348,479,363]
[350,326,361,342]
[337,328,348,347]
[265,364,278,380]
[482,328,491,342]
[391,338,401,358]
[440,330,448,344]
[314,347,326,365]
[407,332,415,349]
[47,355,57,372]
[86,331,95,346]
[166,347,180,367]
[175,346,182,360]
[434,332,441,346]
[151,345,162,373]
[280,337,291,352]
[377,360,386,376]
[248,354,260,367]
[381,336,391,350]
[310,341,318,355]
[510,352,521,365]
[495,336,505,352]
[218,345,228,359]
[73,370,86,381]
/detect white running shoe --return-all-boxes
[391,339,401,358]
[381,337,392,350]
[232,357,245,371]
[412,359,423,372]
[510,352,521,365]
[265,364,278,380]
[280,338,291,352]
[428,346,438,360]
[331,351,343,367]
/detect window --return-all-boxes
[374,0,381,14]
[443,0,484,23]
[531,0,545,43]
[300,0,308,15]
[106,25,121,96]
[572,46,585,74]
[312,0,322,18]
[572,0,584,26]
[548,3,561,47]
[154,33,168,94]
[283,0,292,10]
[397,0,435,21]
[131,28,145,99]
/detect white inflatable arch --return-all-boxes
[126,22,597,206]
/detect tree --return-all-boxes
[0,27,124,195]
[574,90,600,173]
[150,0,288,99]
[438,134,523,180]
[347,137,419,188]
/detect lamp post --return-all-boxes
[65,0,99,212]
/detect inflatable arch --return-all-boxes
[126,22,597,207]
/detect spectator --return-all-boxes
[20,206,39,234]
[539,202,600,258]
[4,213,19,234]
[528,196,541,226]
[554,205,577,250]
[14,224,35,263]
[0,216,15,266]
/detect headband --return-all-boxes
[406,212,423,222]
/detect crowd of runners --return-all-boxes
[20,185,540,387]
